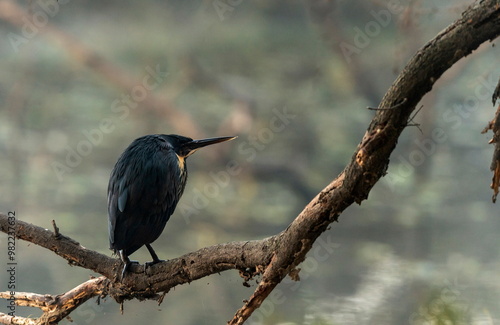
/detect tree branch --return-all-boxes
[0,278,107,325]
[1,1,500,324]
[230,0,500,323]
[0,213,276,323]
[483,77,500,202]
[0,213,275,291]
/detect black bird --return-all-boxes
[108,134,236,279]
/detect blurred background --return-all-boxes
[1,0,499,324]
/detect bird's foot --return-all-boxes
[118,250,139,281]
[120,260,139,281]
[144,259,166,275]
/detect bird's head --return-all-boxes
[161,134,237,158]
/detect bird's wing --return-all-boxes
[108,153,181,251]
[117,177,128,213]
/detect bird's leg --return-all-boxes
[144,244,165,271]
[146,244,161,263]
[119,250,138,280]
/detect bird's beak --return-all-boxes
[184,136,237,156]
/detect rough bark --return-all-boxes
[483,77,500,202]
[1,0,500,324]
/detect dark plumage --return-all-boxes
[107,134,236,279]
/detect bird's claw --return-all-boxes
[144,259,166,275]
[120,260,139,281]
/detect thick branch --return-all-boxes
[0,214,275,294]
[0,213,276,323]
[230,0,500,322]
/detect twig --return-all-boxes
[52,220,60,239]
[493,76,500,105]
[367,98,408,110]
[406,105,424,132]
